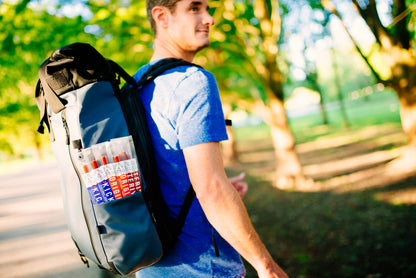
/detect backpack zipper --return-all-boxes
[211,228,220,257]
[61,111,70,146]
[62,111,102,266]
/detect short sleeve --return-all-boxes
[173,68,228,149]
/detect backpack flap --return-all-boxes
[36,42,117,134]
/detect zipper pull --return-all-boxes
[212,228,220,257]
[61,110,70,145]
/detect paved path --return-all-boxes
[0,162,116,278]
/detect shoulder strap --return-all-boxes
[107,59,138,87]
[35,80,48,134]
[173,186,196,238]
[143,58,199,239]
[122,58,199,241]
[108,58,197,91]
[137,58,199,88]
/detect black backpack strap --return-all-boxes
[107,59,138,87]
[137,58,199,88]
[35,80,49,134]
[173,186,196,238]
[117,58,203,242]
[138,59,199,239]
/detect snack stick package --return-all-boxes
[110,136,139,194]
[101,155,123,199]
[125,161,137,194]
[128,137,142,192]
[79,150,105,205]
[106,142,131,198]
[92,143,122,200]
[112,136,142,192]
[91,159,115,202]
[112,156,132,197]
[115,150,136,194]
[126,159,142,192]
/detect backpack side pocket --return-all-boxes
[94,192,163,275]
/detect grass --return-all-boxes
[227,91,416,277]
[234,90,402,145]
[237,174,416,277]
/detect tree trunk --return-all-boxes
[394,85,416,170]
[308,60,328,125]
[312,73,329,125]
[319,98,328,125]
[330,40,350,129]
[243,0,313,188]
[222,104,239,166]
[222,124,239,166]
[323,0,416,172]
[385,50,416,170]
[34,132,43,162]
[267,98,313,189]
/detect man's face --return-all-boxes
[165,0,215,54]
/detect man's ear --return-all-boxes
[152,6,169,30]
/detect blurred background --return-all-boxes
[1,0,416,277]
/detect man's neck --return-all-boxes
[151,39,196,63]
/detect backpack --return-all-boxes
[35,42,197,275]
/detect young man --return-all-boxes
[134,0,289,277]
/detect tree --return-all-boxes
[0,0,151,160]
[208,0,313,189]
[321,0,416,169]
[84,0,153,71]
[0,0,96,159]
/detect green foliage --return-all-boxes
[85,0,153,72]
[207,0,298,103]
[0,0,96,157]
[0,0,152,159]
[408,0,416,42]
[0,0,414,160]
[206,0,266,101]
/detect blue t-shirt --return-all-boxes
[134,62,246,278]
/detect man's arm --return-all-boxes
[183,142,288,278]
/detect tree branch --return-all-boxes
[352,0,393,49]
[392,0,411,49]
[322,0,384,83]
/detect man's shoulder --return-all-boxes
[166,64,214,86]
[145,64,212,94]
[165,63,210,77]
[134,61,216,94]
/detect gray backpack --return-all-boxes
[35,43,196,275]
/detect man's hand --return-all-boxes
[257,261,289,278]
[229,172,248,198]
